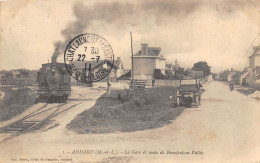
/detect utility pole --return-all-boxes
[130,32,134,91]
[259,8,260,41]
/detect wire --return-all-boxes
[235,34,259,69]
[245,34,258,56]
[247,0,258,8]
[235,0,259,69]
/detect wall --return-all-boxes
[155,58,166,74]
[249,56,255,68]
[133,57,155,79]
[153,80,180,87]
[247,70,260,90]
[255,55,260,67]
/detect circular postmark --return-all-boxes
[64,33,114,82]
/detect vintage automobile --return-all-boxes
[175,79,202,108]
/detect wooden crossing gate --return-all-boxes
[129,79,147,90]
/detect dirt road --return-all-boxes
[0,81,259,163]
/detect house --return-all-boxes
[11,70,21,78]
[166,63,174,71]
[240,72,248,86]
[133,44,166,80]
[114,57,127,79]
[71,57,125,82]
[227,68,239,82]
[193,71,203,79]
[249,46,260,69]
[219,69,238,82]
[166,59,180,72]
[237,67,249,86]
[231,71,242,85]
[219,70,228,81]
[247,45,260,90]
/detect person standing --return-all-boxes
[107,79,111,94]
[229,81,234,91]
[152,77,155,88]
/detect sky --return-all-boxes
[0,0,259,73]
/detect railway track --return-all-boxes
[0,97,85,143]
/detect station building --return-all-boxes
[133,44,166,80]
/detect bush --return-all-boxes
[154,69,165,79]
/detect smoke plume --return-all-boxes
[51,0,203,61]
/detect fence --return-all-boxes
[0,78,37,85]
[119,79,180,87]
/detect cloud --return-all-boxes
[1,0,259,72]
[51,0,204,60]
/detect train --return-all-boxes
[36,58,71,103]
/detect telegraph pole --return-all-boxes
[130,32,134,91]
[259,8,260,40]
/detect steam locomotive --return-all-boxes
[37,58,71,103]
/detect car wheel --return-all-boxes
[195,96,199,108]
[176,97,180,106]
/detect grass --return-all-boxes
[67,87,185,134]
[0,87,37,122]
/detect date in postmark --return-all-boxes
[64,33,114,82]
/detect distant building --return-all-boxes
[247,45,260,90]
[71,57,125,82]
[11,70,21,78]
[219,70,229,81]
[166,59,180,73]
[114,57,126,79]
[239,67,249,86]
[219,69,239,82]
[227,68,239,82]
[249,46,260,69]
[133,44,166,80]
[193,71,203,79]
[166,63,174,72]
[231,71,242,85]
[110,57,127,82]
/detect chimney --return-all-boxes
[141,44,148,56]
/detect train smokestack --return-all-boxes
[51,56,57,64]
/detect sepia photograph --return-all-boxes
[0,0,260,162]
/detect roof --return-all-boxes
[134,47,163,57]
[248,43,260,58]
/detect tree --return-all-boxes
[154,69,165,79]
[192,61,211,77]
[4,71,13,78]
[18,69,30,78]
[165,70,174,79]
[184,68,191,76]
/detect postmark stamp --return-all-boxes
[64,33,114,82]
